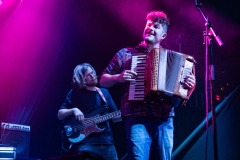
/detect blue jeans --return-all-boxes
[125,116,174,160]
[77,144,118,160]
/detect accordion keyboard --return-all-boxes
[128,54,146,101]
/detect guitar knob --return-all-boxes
[64,125,72,136]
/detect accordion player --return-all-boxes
[128,47,196,107]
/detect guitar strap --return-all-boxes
[95,87,111,134]
[95,87,107,104]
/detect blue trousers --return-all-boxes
[125,116,174,160]
[77,144,118,160]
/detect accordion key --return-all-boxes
[128,48,196,102]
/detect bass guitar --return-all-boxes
[62,108,121,144]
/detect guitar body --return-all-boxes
[63,115,104,143]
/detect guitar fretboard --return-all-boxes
[93,111,121,123]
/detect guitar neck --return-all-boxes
[94,110,121,124]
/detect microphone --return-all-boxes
[194,0,202,7]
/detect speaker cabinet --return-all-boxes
[1,123,30,159]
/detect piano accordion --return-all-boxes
[128,48,196,103]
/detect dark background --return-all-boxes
[0,0,239,159]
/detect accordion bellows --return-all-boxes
[129,48,196,102]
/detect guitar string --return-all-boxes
[71,111,120,130]
[71,114,115,131]
[70,111,120,131]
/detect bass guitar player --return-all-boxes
[57,63,121,160]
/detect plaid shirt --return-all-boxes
[102,45,175,117]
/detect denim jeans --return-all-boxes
[77,144,118,160]
[125,116,174,160]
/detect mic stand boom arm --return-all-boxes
[196,2,223,47]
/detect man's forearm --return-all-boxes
[100,74,120,88]
[57,109,73,120]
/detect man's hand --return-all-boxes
[72,108,84,122]
[183,72,196,89]
[118,70,137,83]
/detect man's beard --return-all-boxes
[85,78,98,87]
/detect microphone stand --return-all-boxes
[195,1,223,160]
